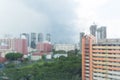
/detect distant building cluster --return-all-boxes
[0,33,52,62]
[0,31,80,62]
[80,23,107,53]
[0,38,28,56]
[90,23,107,40]
[20,33,52,61]
[20,33,51,49]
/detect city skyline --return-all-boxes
[0,0,119,42]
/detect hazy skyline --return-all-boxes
[0,0,120,42]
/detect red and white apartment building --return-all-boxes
[0,38,28,62]
[82,35,120,80]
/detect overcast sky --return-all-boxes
[0,0,119,43]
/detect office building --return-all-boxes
[31,33,36,49]
[20,33,29,46]
[38,33,43,42]
[80,32,85,53]
[90,23,97,37]
[46,33,51,42]
[97,26,107,40]
[82,35,120,80]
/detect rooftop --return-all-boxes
[97,39,120,44]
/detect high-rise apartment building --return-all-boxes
[82,35,120,80]
[14,38,28,55]
[36,41,52,52]
[46,33,51,42]
[80,32,85,53]
[20,33,29,46]
[38,33,43,42]
[31,33,36,49]
[90,24,97,37]
[97,26,107,40]
[0,38,28,57]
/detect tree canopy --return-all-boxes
[3,55,82,80]
[53,50,66,54]
[5,52,23,61]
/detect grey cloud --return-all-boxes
[0,0,48,34]
[22,0,79,43]
[0,0,80,43]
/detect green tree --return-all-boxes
[54,50,66,54]
[42,55,46,61]
[67,50,75,57]
[4,54,82,80]
[5,52,23,61]
[67,49,80,57]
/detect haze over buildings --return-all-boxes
[90,24,107,40]
[97,26,107,40]
[38,33,43,43]
[90,23,97,37]
[0,0,119,43]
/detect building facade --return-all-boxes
[14,38,28,55]
[20,33,29,46]
[54,44,75,52]
[36,41,52,52]
[82,35,120,80]
[0,38,28,57]
[31,33,36,49]
[90,24,97,37]
[38,33,43,42]
[97,26,107,40]
[80,32,85,53]
[46,33,51,42]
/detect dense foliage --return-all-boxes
[5,52,23,61]
[3,55,81,80]
[67,49,79,56]
[53,50,67,54]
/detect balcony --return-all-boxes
[93,54,107,57]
